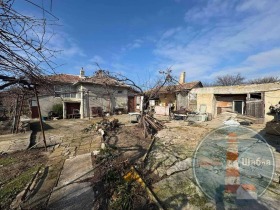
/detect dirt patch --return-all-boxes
[83,121,157,209]
[45,119,156,210]
[0,149,48,210]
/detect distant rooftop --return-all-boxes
[47,70,131,88]
[47,74,80,83]
[148,81,202,94]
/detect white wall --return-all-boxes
[37,96,63,117]
[79,84,129,117]
[37,83,131,118]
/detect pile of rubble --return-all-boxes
[82,118,120,134]
[79,118,162,209]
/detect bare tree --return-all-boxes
[248,76,279,84]
[0,0,58,90]
[107,68,175,109]
[100,68,177,137]
[214,73,245,86]
[201,81,214,87]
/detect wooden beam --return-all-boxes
[34,87,47,151]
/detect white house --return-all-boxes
[31,69,137,119]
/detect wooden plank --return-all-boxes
[246,100,264,118]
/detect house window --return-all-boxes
[250,93,262,99]
[31,99,37,107]
[54,85,77,98]
[117,90,123,94]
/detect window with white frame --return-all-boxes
[54,85,77,98]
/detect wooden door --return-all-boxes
[31,106,39,118]
[128,97,135,112]
[246,100,264,118]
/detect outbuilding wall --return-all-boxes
[196,93,215,115]
[176,92,188,110]
[158,93,176,107]
[191,82,280,123]
[265,89,280,122]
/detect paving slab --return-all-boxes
[56,153,93,187]
[48,153,95,210]
[48,183,95,210]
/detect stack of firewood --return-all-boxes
[142,115,165,137]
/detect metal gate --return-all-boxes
[246,100,264,118]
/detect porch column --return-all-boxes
[80,90,84,119]
[63,101,66,119]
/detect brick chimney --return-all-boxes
[179,72,186,84]
[80,67,85,78]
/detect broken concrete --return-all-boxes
[146,113,280,209]
[153,171,213,210]
[166,158,192,176]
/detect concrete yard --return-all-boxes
[0,132,32,154]
[0,113,279,210]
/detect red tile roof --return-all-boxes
[47,74,80,83]
[47,72,129,88]
[78,75,128,87]
[152,81,202,94]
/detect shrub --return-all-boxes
[52,103,63,117]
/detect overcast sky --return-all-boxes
[16,0,280,85]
